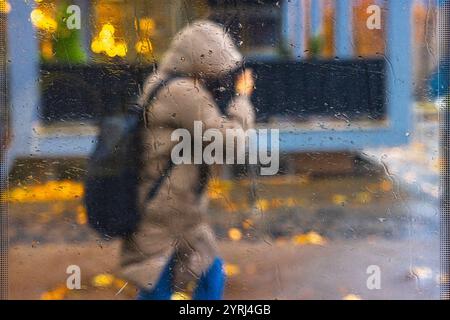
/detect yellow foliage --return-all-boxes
[92,273,115,288]
[8,180,84,203]
[138,18,156,36]
[40,285,68,300]
[76,205,87,225]
[292,231,326,246]
[207,179,232,200]
[332,194,347,205]
[224,263,240,277]
[171,291,191,300]
[30,8,57,32]
[0,1,10,14]
[228,228,242,241]
[135,39,153,55]
[255,199,270,212]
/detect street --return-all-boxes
[7,110,440,300]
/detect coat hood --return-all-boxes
[138,20,242,106]
[159,19,243,78]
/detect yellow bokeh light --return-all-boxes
[91,39,102,54]
[207,178,231,200]
[92,273,115,288]
[0,1,11,14]
[171,292,191,300]
[115,42,128,57]
[76,205,87,225]
[99,23,115,39]
[228,228,242,241]
[135,39,153,55]
[41,40,53,60]
[255,199,269,212]
[91,23,128,58]
[30,8,57,32]
[292,231,327,246]
[224,263,240,277]
[40,285,68,300]
[139,18,156,35]
[8,180,83,203]
[332,194,347,205]
[106,46,117,57]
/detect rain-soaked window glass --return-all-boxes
[3,0,447,302]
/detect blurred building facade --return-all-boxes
[27,0,437,99]
[2,0,436,170]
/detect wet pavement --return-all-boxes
[7,114,440,299]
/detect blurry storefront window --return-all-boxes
[208,0,283,58]
[304,0,386,59]
[32,0,285,64]
[32,0,209,64]
[31,0,87,63]
[89,0,207,63]
[352,0,385,57]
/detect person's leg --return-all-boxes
[132,231,222,299]
[174,223,226,300]
[136,254,175,300]
[119,225,176,300]
[192,256,225,300]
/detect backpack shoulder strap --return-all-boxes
[135,74,209,203]
[131,74,177,202]
[127,75,175,119]
[146,159,174,201]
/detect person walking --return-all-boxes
[119,19,255,300]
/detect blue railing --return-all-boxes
[279,0,413,152]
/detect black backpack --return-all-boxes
[84,77,173,238]
[84,69,239,238]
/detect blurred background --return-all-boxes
[1,0,447,299]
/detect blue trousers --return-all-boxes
[136,256,225,300]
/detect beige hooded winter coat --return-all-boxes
[119,20,255,291]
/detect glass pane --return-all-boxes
[3,0,446,301]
